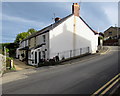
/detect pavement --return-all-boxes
[2,46,119,95]
[13,59,35,71]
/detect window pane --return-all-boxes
[43,35,46,42]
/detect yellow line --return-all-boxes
[100,47,110,55]
[100,78,120,95]
[91,73,120,96]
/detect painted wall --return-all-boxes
[16,49,26,61]
[49,15,74,59]
[75,16,98,53]
[36,32,49,59]
[29,37,35,49]
[49,15,98,59]
[28,32,49,65]
[16,39,29,61]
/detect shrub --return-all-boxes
[6,57,15,70]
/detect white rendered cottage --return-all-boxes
[16,3,98,66]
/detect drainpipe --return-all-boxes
[73,16,76,56]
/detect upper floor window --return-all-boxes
[34,37,36,46]
[109,32,112,35]
[25,40,27,47]
[43,35,46,43]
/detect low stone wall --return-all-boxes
[0,54,6,77]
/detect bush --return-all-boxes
[37,59,59,67]
[6,57,11,69]
[6,57,15,70]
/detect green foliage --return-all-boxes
[6,57,16,70]
[6,57,12,69]
[6,48,9,53]
[0,43,9,55]
[98,36,104,40]
[14,32,29,43]
[28,28,37,34]
[1,43,10,47]
[1,43,18,57]
[6,56,13,60]
[14,28,37,43]
[10,67,16,70]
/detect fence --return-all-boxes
[51,47,90,60]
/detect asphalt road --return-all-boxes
[2,46,119,95]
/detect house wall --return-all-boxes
[49,15,98,59]
[16,39,29,60]
[25,40,29,47]
[29,37,36,49]
[20,41,25,48]
[28,32,49,65]
[16,49,26,61]
[36,32,49,59]
[19,39,28,48]
[75,16,98,53]
[49,15,74,59]
[104,27,120,39]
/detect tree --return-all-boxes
[14,32,29,43]
[27,28,37,34]
[14,28,37,44]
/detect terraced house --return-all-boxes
[16,3,99,66]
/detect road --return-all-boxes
[2,46,119,95]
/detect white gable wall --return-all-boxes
[49,15,98,59]
[75,16,98,53]
[49,15,74,59]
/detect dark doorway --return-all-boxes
[35,52,37,64]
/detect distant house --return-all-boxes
[16,3,99,66]
[103,26,120,45]
[104,26,120,40]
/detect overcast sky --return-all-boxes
[1,2,118,43]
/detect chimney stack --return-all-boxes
[55,17,61,22]
[72,3,80,17]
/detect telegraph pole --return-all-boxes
[4,46,6,70]
[115,24,119,39]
